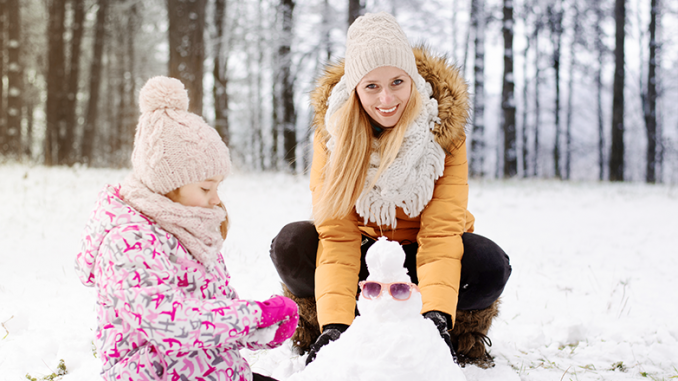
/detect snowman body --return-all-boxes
[288,238,467,381]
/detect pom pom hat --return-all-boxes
[344,12,418,91]
[132,76,231,194]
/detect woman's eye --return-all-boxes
[366,84,377,90]
[393,79,403,86]
[202,188,210,193]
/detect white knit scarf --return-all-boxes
[119,174,226,270]
[325,73,446,228]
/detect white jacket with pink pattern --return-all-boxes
[75,184,268,381]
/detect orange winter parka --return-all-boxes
[309,47,475,329]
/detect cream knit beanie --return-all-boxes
[131,76,231,194]
[344,12,418,91]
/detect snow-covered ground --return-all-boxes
[1,164,677,380]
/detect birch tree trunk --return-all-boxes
[502,0,517,178]
[469,0,485,177]
[168,0,206,116]
[609,0,625,181]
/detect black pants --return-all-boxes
[270,221,511,311]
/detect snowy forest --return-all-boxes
[0,0,676,183]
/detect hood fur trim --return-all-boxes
[310,45,469,154]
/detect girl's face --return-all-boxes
[355,66,412,128]
[165,175,225,208]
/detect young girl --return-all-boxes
[75,76,298,381]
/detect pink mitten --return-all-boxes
[256,295,299,328]
[268,309,299,347]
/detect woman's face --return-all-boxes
[355,66,412,128]
[165,175,225,208]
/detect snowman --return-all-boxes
[285,237,467,381]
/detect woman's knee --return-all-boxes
[458,233,512,310]
[269,221,318,298]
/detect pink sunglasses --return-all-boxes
[359,281,420,301]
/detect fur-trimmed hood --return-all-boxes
[310,46,470,154]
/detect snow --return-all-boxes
[1,164,678,380]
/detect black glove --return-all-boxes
[424,311,459,365]
[305,323,348,365]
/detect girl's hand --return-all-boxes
[255,295,299,347]
[256,295,299,328]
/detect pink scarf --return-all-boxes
[119,174,226,270]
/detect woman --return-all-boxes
[270,12,511,368]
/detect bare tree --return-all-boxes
[81,0,108,166]
[593,0,606,181]
[44,0,67,166]
[565,0,582,180]
[469,0,485,177]
[533,19,542,177]
[521,29,531,178]
[644,0,659,183]
[168,0,206,115]
[0,0,5,155]
[5,0,22,159]
[548,0,563,178]
[502,0,517,177]
[348,0,364,26]
[212,0,230,145]
[321,0,332,62]
[60,0,85,165]
[609,0,625,181]
[274,0,297,172]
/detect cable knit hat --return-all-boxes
[131,76,231,194]
[344,12,418,91]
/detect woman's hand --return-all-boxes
[423,311,459,364]
[305,323,349,365]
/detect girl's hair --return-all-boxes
[218,202,229,239]
[313,82,422,224]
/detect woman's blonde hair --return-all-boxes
[313,82,422,224]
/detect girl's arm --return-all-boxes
[97,227,263,355]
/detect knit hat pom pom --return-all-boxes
[139,76,189,114]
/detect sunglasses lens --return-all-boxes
[361,282,382,299]
[389,283,412,300]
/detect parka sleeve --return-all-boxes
[309,131,363,329]
[416,140,470,324]
[96,227,263,355]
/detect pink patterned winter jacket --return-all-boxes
[75,185,268,381]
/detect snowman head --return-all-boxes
[364,237,411,283]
